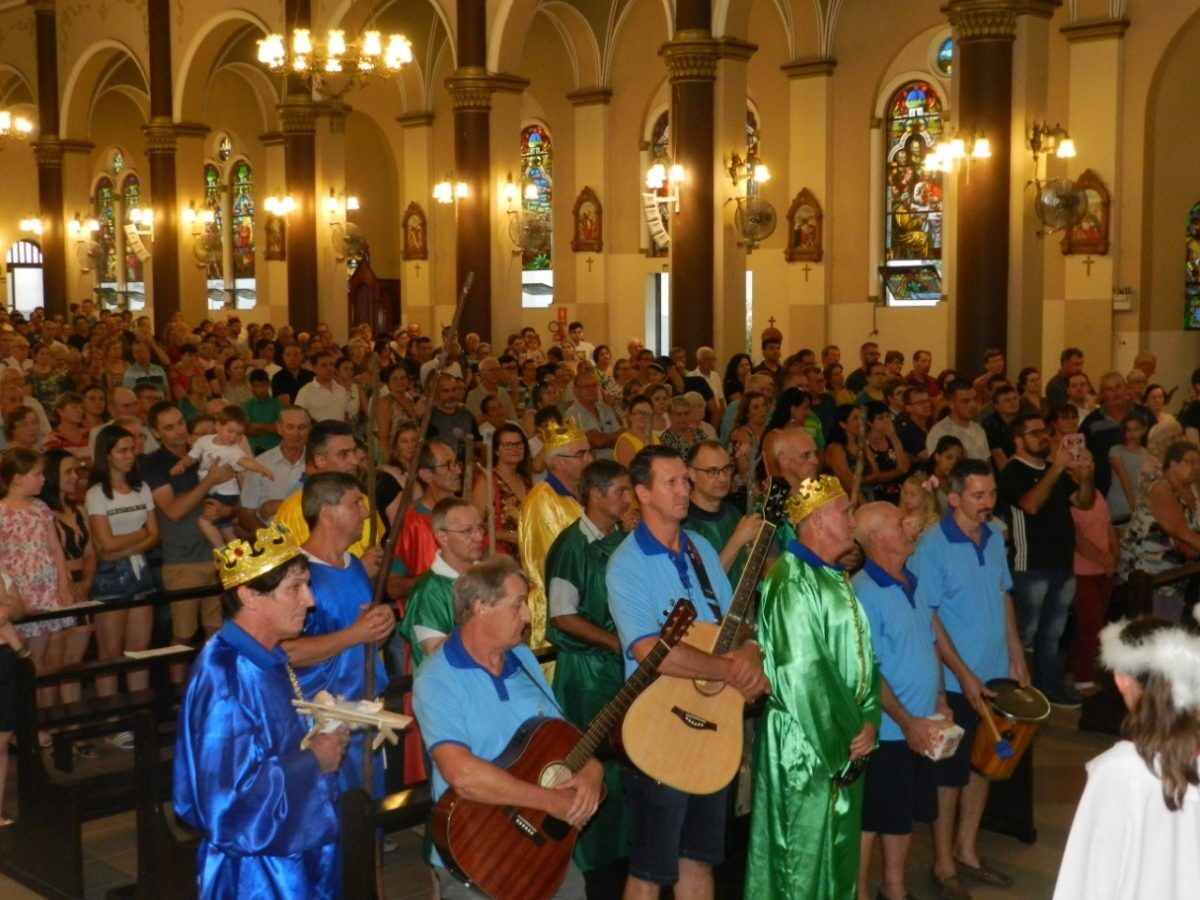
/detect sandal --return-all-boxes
[955,858,1013,888]
[928,870,972,900]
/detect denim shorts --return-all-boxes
[93,556,156,603]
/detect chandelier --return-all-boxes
[257,27,413,83]
[0,110,34,140]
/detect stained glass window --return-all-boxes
[203,163,223,280]
[936,38,953,76]
[883,80,944,304]
[121,173,144,284]
[230,161,255,279]
[520,124,552,271]
[94,176,118,287]
[1186,202,1200,329]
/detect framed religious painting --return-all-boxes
[401,201,428,261]
[1061,169,1110,256]
[571,186,603,253]
[264,213,286,261]
[785,188,823,263]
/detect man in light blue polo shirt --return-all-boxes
[908,459,1029,899]
[606,445,768,898]
[413,555,602,899]
[853,502,947,900]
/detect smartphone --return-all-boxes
[1063,432,1084,467]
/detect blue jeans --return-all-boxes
[1011,568,1076,695]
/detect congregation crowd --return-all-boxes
[0,301,1198,900]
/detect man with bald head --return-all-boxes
[852,502,948,900]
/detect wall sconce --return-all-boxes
[1028,121,1076,184]
[182,201,220,269]
[924,130,990,182]
[264,194,297,216]
[324,188,360,224]
[646,163,684,213]
[68,212,101,239]
[182,201,216,235]
[324,188,363,260]
[18,216,44,236]
[127,206,155,242]
[726,151,770,194]
[68,212,101,272]
[434,175,468,205]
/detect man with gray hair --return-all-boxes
[466,356,518,421]
[689,346,726,420]
[414,554,602,899]
[399,497,486,667]
[284,471,395,797]
[565,368,621,458]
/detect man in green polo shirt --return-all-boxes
[683,441,761,584]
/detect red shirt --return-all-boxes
[905,371,942,398]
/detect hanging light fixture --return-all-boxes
[257,21,413,90]
[0,109,34,140]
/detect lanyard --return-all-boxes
[684,539,723,622]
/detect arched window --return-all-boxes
[1186,201,1200,329]
[203,163,224,285]
[230,160,255,281]
[120,173,145,288]
[882,80,945,305]
[93,176,118,301]
[520,123,552,271]
[935,38,953,76]
[5,240,43,315]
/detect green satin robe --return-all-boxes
[399,569,455,670]
[545,520,630,872]
[745,548,881,900]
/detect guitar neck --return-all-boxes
[562,635,674,773]
[711,520,777,656]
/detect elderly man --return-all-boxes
[466,356,518,421]
[565,369,622,459]
[240,406,311,530]
[853,502,947,900]
[272,420,382,558]
[284,472,393,797]
[123,339,167,391]
[744,476,880,900]
[174,524,348,898]
[87,385,137,458]
[607,446,769,900]
[519,419,593,649]
[413,555,603,899]
[428,372,479,458]
[1080,371,1131,496]
[399,497,486,668]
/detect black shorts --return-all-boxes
[621,764,727,885]
[934,691,980,788]
[0,647,16,732]
[862,740,937,835]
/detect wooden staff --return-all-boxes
[849,437,866,510]
[747,434,761,512]
[462,432,476,499]
[361,349,382,793]
[484,432,496,555]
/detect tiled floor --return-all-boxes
[0,706,1112,899]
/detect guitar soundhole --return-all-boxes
[693,678,725,697]
[670,706,717,731]
[539,762,573,789]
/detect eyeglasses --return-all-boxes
[439,524,485,536]
[428,459,462,470]
[690,464,736,478]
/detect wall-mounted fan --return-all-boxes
[734,197,777,249]
[508,214,550,257]
[1033,178,1087,235]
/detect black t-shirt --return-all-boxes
[1181,400,1200,435]
[998,457,1076,571]
[981,412,1013,454]
[895,414,928,459]
[140,446,213,566]
[271,367,314,402]
[1080,407,1124,496]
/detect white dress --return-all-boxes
[1054,740,1200,900]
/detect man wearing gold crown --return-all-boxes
[745,474,881,900]
[518,417,593,648]
[173,522,349,899]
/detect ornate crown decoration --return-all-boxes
[214,522,303,590]
[785,475,847,525]
[539,416,588,454]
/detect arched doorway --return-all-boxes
[5,240,43,315]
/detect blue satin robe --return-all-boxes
[298,553,388,797]
[173,621,341,899]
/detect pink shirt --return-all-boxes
[1070,492,1112,577]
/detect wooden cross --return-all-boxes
[1083,256,1094,277]
[585,256,594,273]
[767,316,777,327]
[413,263,421,278]
[801,264,813,283]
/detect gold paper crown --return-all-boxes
[214,522,303,590]
[539,417,588,454]
[785,475,847,525]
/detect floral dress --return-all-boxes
[491,472,531,558]
[0,500,70,638]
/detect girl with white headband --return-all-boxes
[1054,616,1200,899]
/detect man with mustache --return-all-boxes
[909,459,1029,900]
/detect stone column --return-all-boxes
[713,40,754,360]
[661,18,718,351]
[446,69,493,340]
[280,100,319,333]
[33,1,66,318]
[142,0,180,324]
[945,0,1021,372]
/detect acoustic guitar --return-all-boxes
[431,599,697,900]
[613,479,789,795]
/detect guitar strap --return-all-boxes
[684,539,723,622]
[511,654,566,719]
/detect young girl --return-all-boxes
[1054,617,1200,899]
[1067,491,1118,696]
[0,448,76,712]
[0,569,29,657]
[899,471,939,535]
[171,405,272,548]
[1108,412,1149,525]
